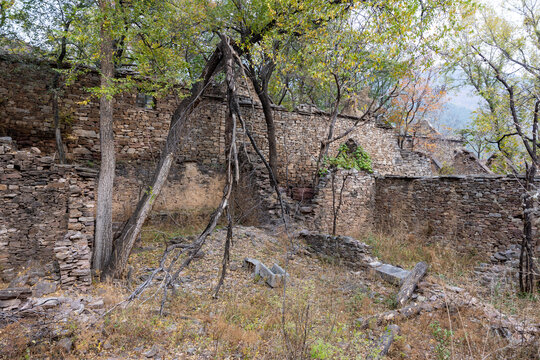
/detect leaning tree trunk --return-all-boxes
[93,0,116,272]
[103,46,224,279]
[247,62,279,184]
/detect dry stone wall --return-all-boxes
[0,138,95,287]
[374,175,537,254]
[238,105,434,185]
[1,56,435,188]
[310,169,376,236]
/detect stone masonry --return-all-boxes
[374,175,539,254]
[0,138,95,287]
[0,54,440,186]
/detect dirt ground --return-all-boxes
[1,224,539,359]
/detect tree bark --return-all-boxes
[51,23,70,164]
[396,261,428,307]
[103,46,224,279]
[93,0,116,272]
[246,61,279,184]
[519,163,537,293]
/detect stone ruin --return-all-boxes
[0,53,538,289]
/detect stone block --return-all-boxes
[373,264,410,286]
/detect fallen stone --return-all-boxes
[257,263,277,287]
[88,299,104,309]
[34,297,62,308]
[9,275,29,288]
[0,287,32,300]
[144,345,159,358]
[373,264,410,286]
[243,258,262,273]
[58,337,73,353]
[243,258,286,288]
[0,298,21,309]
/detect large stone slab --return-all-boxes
[373,264,410,286]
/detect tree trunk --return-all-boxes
[52,76,66,164]
[312,105,340,188]
[51,24,70,164]
[519,163,537,293]
[258,89,279,184]
[103,46,223,279]
[396,261,428,307]
[93,0,116,272]
[246,63,279,184]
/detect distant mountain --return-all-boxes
[432,103,474,136]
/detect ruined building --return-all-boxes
[0,54,535,287]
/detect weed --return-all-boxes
[429,320,453,360]
[310,339,340,359]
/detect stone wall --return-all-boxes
[0,139,95,287]
[1,56,435,189]
[310,169,376,236]
[0,56,177,161]
[374,175,537,254]
[239,106,434,185]
[451,150,492,175]
[305,171,537,256]
[405,135,463,166]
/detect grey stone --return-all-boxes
[58,337,73,353]
[243,258,262,273]
[9,274,29,288]
[88,299,104,309]
[493,252,507,261]
[257,262,275,284]
[373,264,410,286]
[33,280,57,297]
[271,263,286,275]
[0,298,21,309]
[144,345,159,358]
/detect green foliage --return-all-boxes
[438,163,455,175]
[310,339,339,359]
[429,321,453,360]
[322,143,373,175]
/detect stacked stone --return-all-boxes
[0,137,96,287]
[394,150,433,176]
[375,175,536,255]
[298,229,373,269]
[451,150,492,175]
[310,168,376,236]
[54,168,95,288]
[2,55,446,189]
[54,231,92,288]
[0,139,67,281]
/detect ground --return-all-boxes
[1,223,539,359]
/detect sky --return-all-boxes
[442,0,516,126]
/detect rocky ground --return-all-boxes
[1,225,539,359]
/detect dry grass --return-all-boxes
[1,224,538,359]
[361,231,540,360]
[362,232,481,283]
